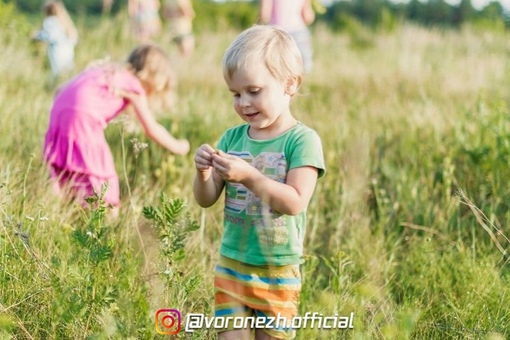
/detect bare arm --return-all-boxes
[56,2,78,43]
[245,167,318,215]
[118,90,190,155]
[302,0,315,26]
[212,152,318,215]
[258,0,272,24]
[193,144,225,207]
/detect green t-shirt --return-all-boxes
[216,122,325,266]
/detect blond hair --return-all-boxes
[42,1,78,43]
[223,25,304,89]
[127,45,176,111]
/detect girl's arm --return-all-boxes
[302,0,315,26]
[258,0,272,24]
[56,3,78,44]
[212,152,318,215]
[193,144,225,207]
[118,89,190,155]
[33,18,59,43]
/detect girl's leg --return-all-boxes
[53,167,120,209]
[83,173,120,208]
[102,0,113,14]
[108,206,119,220]
[179,35,195,57]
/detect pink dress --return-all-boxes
[43,66,145,206]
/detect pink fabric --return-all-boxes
[43,66,144,206]
[133,0,160,14]
[269,0,307,32]
[50,165,120,207]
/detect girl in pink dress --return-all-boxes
[43,45,190,211]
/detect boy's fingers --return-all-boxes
[203,145,216,154]
[199,148,213,159]
[215,150,234,159]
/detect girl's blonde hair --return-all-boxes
[127,45,176,111]
[42,1,78,43]
[223,25,304,90]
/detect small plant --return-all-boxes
[142,193,203,335]
[73,185,114,267]
[53,184,118,336]
[142,193,200,283]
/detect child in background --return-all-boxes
[102,0,114,15]
[193,25,325,339]
[128,0,162,43]
[44,45,190,213]
[162,0,195,57]
[259,0,315,73]
[33,1,78,82]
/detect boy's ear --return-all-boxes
[285,77,298,96]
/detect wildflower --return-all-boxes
[131,138,149,158]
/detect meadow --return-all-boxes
[1,2,510,339]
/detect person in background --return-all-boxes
[128,0,162,43]
[259,0,315,73]
[102,0,114,14]
[193,25,325,339]
[162,0,195,57]
[33,1,78,83]
[43,45,189,215]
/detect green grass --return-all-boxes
[1,6,510,339]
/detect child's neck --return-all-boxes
[248,113,297,140]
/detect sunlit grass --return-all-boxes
[1,7,510,339]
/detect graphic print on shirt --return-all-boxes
[225,151,289,245]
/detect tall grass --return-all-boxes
[1,5,510,339]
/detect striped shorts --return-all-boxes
[214,255,301,339]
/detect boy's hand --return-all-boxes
[194,144,216,173]
[212,151,258,183]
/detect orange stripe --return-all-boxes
[216,292,238,305]
[215,277,300,302]
[214,271,301,291]
[215,293,297,320]
[216,294,295,319]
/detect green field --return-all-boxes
[1,3,510,339]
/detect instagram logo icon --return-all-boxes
[155,309,181,334]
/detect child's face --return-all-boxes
[225,60,294,137]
